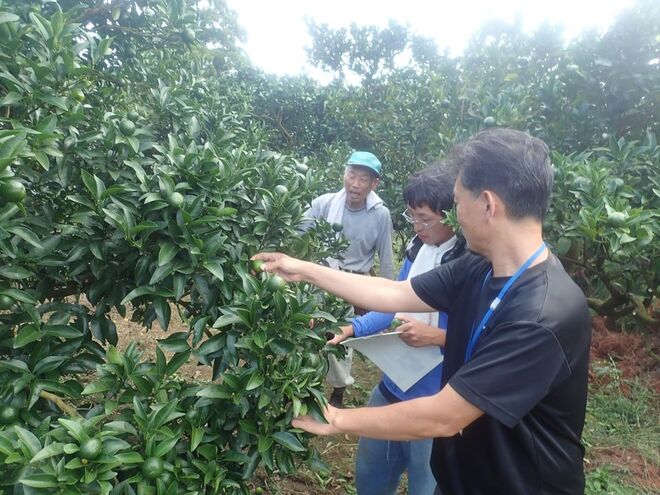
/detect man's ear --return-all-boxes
[482,190,497,217]
[371,178,381,190]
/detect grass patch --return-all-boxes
[584,357,659,494]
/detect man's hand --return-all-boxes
[327,324,354,345]
[396,315,446,347]
[251,252,309,282]
[292,404,341,436]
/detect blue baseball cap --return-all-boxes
[346,151,382,177]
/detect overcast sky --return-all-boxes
[223,0,634,78]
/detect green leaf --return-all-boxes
[42,325,82,339]
[153,297,171,330]
[245,372,264,391]
[30,442,64,464]
[37,93,68,111]
[0,358,29,373]
[114,452,144,464]
[258,435,273,453]
[81,378,115,395]
[154,437,179,458]
[149,262,174,285]
[196,384,231,399]
[272,431,305,452]
[103,421,138,436]
[157,332,190,353]
[106,345,123,365]
[15,425,42,457]
[0,287,37,304]
[121,286,155,305]
[165,350,190,376]
[158,242,178,266]
[57,418,84,442]
[13,324,41,348]
[0,265,33,279]
[6,226,42,249]
[203,259,224,281]
[0,13,20,24]
[190,427,204,452]
[33,355,68,375]
[212,313,241,328]
[19,474,59,489]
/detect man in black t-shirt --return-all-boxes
[254,129,591,495]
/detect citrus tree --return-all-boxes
[0,1,349,493]
[254,1,659,326]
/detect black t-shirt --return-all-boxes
[411,252,591,495]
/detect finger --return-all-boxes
[397,322,413,332]
[328,333,348,345]
[252,253,284,266]
[292,416,338,436]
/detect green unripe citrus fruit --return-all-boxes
[273,185,288,195]
[0,405,19,425]
[80,438,103,460]
[251,260,265,273]
[606,211,626,227]
[331,222,343,232]
[0,294,14,310]
[440,98,451,109]
[483,116,496,127]
[390,318,403,329]
[212,206,237,217]
[142,457,165,480]
[127,110,140,122]
[182,28,196,43]
[265,274,285,292]
[295,163,309,173]
[0,179,26,203]
[71,88,85,102]
[168,192,184,208]
[119,119,135,136]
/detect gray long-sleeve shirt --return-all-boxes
[300,192,394,279]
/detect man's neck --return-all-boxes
[485,221,547,277]
[345,198,366,210]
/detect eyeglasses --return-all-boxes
[402,211,444,231]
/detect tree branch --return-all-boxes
[39,391,82,418]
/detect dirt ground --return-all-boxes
[113,310,659,494]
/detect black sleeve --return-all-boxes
[449,321,571,428]
[410,253,485,313]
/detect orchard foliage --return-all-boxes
[0,0,658,493]
[0,0,347,493]
[254,0,659,327]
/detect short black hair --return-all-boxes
[404,164,456,214]
[449,128,553,221]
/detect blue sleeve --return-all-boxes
[352,258,412,337]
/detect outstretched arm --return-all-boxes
[252,252,435,314]
[293,384,483,440]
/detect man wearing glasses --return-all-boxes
[300,151,394,407]
[327,165,466,495]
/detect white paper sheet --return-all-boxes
[342,332,444,392]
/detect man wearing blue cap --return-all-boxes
[301,151,394,407]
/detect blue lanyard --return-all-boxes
[464,243,546,363]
